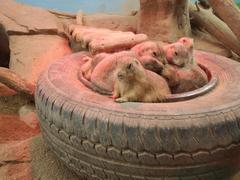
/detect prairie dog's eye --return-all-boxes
[127,63,133,69]
[152,52,157,57]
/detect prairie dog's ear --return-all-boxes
[133,59,140,65]
[179,37,194,49]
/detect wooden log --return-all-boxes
[208,0,240,41]
[89,33,148,55]
[65,24,148,54]
[189,3,240,56]
[0,67,35,98]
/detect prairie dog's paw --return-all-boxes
[110,95,118,99]
[68,24,76,35]
[115,98,128,103]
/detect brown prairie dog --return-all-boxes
[161,62,208,94]
[178,37,195,65]
[113,58,171,103]
[162,37,208,93]
[131,41,167,63]
[90,50,166,93]
[78,52,112,95]
[164,37,195,67]
[90,51,136,92]
[164,42,190,67]
[80,52,108,80]
[131,41,167,74]
[178,37,194,51]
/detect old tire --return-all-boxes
[35,51,240,180]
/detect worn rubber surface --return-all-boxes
[35,51,240,180]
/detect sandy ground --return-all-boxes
[30,135,79,180]
[0,0,239,177]
[0,96,240,179]
[0,94,30,114]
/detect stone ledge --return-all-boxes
[0,0,59,35]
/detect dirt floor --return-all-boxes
[0,94,79,180]
[30,135,79,180]
[1,1,239,179]
[0,94,240,180]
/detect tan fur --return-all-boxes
[164,37,195,67]
[81,52,108,80]
[161,37,208,93]
[131,41,167,63]
[113,59,171,103]
[131,41,167,74]
[178,37,195,66]
[161,63,208,94]
[91,51,136,92]
[78,52,112,95]
[91,50,167,93]
[165,42,190,67]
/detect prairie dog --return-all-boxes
[131,41,159,57]
[178,37,195,65]
[162,37,208,93]
[131,41,167,74]
[161,63,208,93]
[81,52,108,80]
[113,59,171,103]
[91,50,166,93]
[78,52,112,95]
[165,42,190,67]
[164,37,195,67]
[178,37,194,51]
[131,41,167,63]
[90,51,136,93]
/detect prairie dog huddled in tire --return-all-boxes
[80,52,108,80]
[178,37,195,65]
[81,41,167,92]
[131,41,167,74]
[162,64,208,93]
[164,42,190,67]
[162,37,208,93]
[90,50,167,93]
[164,37,195,67]
[113,58,170,103]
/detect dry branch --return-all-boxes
[189,3,240,56]
[208,0,240,41]
[89,33,148,55]
[48,9,76,18]
[0,67,35,99]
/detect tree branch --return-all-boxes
[189,3,240,56]
[0,67,35,99]
[208,0,240,41]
